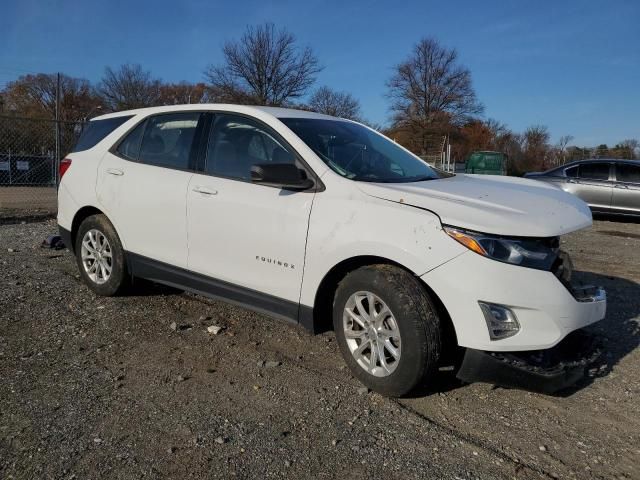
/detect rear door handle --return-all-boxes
[192,186,218,195]
[106,168,124,176]
[614,184,628,189]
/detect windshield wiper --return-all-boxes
[406,176,437,182]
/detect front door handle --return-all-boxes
[614,184,628,189]
[192,186,218,195]
[106,168,124,176]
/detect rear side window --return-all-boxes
[116,120,146,161]
[616,163,640,183]
[578,163,610,180]
[138,113,201,170]
[72,116,132,152]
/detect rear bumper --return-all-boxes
[456,329,601,393]
[59,226,73,253]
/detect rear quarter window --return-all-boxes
[565,166,578,177]
[72,116,133,152]
[115,120,147,161]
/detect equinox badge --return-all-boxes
[256,255,295,270]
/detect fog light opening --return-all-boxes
[479,302,520,340]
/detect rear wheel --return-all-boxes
[333,265,442,397]
[75,214,128,296]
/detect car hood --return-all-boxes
[356,174,592,237]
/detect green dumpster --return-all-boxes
[465,151,507,175]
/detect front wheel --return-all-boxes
[75,214,128,296]
[333,265,442,397]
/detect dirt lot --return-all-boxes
[1,218,638,479]
[0,187,57,219]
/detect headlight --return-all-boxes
[443,226,558,270]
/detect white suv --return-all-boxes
[58,105,606,396]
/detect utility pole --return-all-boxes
[55,72,61,186]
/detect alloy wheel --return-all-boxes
[80,229,113,285]
[343,291,402,377]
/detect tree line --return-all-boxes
[0,22,636,173]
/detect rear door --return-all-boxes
[612,163,640,214]
[564,162,613,211]
[97,111,205,267]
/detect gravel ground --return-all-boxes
[1,218,638,479]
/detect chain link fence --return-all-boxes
[0,115,84,218]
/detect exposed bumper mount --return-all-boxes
[456,329,602,394]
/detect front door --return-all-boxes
[564,162,613,211]
[187,113,316,305]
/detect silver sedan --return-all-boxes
[525,159,640,217]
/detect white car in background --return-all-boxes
[57,105,606,396]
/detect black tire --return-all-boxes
[333,264,441,397]
[75,214,128,296]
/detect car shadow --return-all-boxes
[122,278,184,297]
[406,270,640,398]
[123,269,639,398]
[556,270,640,396]
[593,212,640,224]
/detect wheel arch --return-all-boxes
[305,255,459,356]
[69,206,106,253]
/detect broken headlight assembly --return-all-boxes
[443,226,558,270]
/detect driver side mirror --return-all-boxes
[250,163,314,190]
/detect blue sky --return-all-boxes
[1,0,639,146]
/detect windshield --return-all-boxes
[280,118,441,183]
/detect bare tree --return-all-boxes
[484,118,508,141]
[558,135,574,150]
[498,131,524,175]
[556,134,574,164]
[522,125,551,171]
[158,82,208,105]
[204,23,322,106]
[308,86,361,120]
[99,64,162,111]
[387,37,483,154]
[619,139,639,159]
[2,73,103,121]
[457,120,493,157]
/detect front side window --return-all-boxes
[616,163,640,183]
[138,112,201,170]
[73,115,132,152]
[280,118,441,183]
[579,163,610,180]
[206,114,296,181]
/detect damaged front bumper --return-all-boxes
[421,249,607,351]
[456,329,602,394]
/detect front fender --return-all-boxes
[299,192,466,307]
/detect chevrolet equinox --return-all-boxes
[58,105,606,396]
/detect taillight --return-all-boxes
[59,158,72,180]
